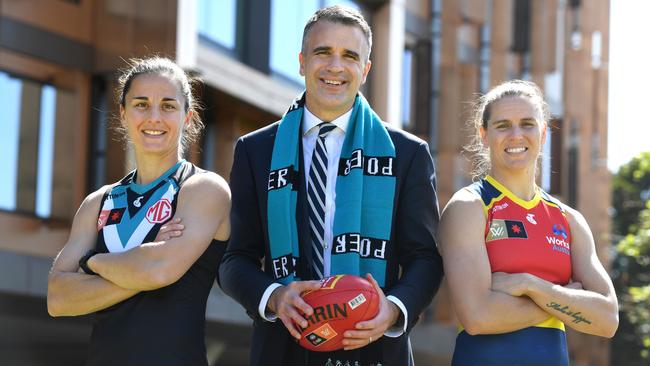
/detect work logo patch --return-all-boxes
[546,223,570,255]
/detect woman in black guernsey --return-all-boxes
[47,57,230,366]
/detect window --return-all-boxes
[511,0,531,53]
[591,31,602,69]
[512,0,532,78]
[36,86,56,218]
[269,0,360,84]
[401,40,432,137]
[202,122,216,172]
[88,77,108,192]
[549,119,563,195]
[401,47,414,129]
[0,71,56,217]
[0,72,21,211]
[197,0,238,50]
[479,24,491,93]
[568,120,579,207]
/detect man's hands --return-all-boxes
[341,274,400,351]
[269,274,401,350]
[267,280,323,339]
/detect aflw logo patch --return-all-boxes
[486,219,528,242]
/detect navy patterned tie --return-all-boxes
[308,122,336,279]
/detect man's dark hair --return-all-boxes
[302,5,372,62]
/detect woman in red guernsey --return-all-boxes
[439,80,618,365]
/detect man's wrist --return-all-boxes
[266,286,281,314]
[259,283,283,321]
[388,301,400,326]
[385,295,408,337]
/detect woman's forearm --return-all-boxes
[525,276,618,337]
[47,270,138,316]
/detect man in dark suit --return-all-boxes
[219,5,443,366]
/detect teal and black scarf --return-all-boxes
[267,93,396,286]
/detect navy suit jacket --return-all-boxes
[219,120,443,366]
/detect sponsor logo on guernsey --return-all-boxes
[553,224,568,239]
[491,202,509,214]
[133,196,143,208]
[98,208,126,230]
[107,191,125,199]
[106,208,126,225]
[145,198,172,224]
[526,213,537,225]
[486,219,528,242]
[547,224,570,255]
[97,210,109,230]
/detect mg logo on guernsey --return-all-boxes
[146,198,172,224]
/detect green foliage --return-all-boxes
[617,204,650,361]
[612,152,650,236]
[617,202,650,264]
[612,152,650,365]
[621,283,650,361]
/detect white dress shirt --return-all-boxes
[258,106,407,337]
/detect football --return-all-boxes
[297,274,380,352]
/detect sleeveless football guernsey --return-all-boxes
[452,175,572,366]
[86,160,225,366]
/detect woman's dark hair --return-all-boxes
[116,56,203,154]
